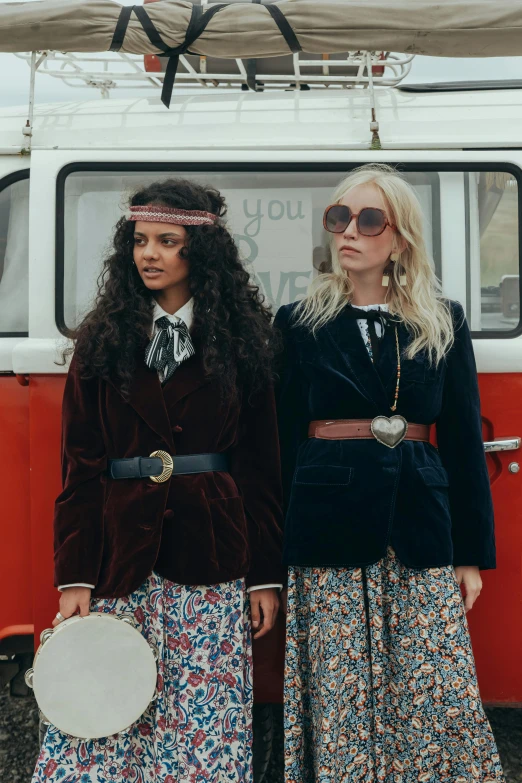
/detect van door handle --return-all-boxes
[484,437,521,453]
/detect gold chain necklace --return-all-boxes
[368,321,401,412]
[391,325,401,412]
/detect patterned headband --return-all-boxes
[126,204,218,226]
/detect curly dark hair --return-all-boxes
[66,178,277,401]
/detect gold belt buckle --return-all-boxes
[149,450,174,483]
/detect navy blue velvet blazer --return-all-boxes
[274,300,496,571]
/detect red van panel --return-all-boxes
[0,377,31,644]
[6,370,521,704]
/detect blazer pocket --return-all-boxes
[290,464,353,524]
[208,496,249,576]
[401,351,437,385]
[417,466,449,487]
[294,465,353,486]
[287,465,356,550]
[415,465,451,528]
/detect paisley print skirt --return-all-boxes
[32,572,253,783]
[284,548,504,783]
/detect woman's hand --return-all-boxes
[280,587,288,615]
[250,588,280,639]
[52,586,91,627]
[454,566,482,613]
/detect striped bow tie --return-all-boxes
[145,315,195,383]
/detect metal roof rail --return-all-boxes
[16,49,414,152]
[15,49,413,94]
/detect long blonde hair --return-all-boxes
[295,164,455,364]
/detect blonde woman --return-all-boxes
[275,164,504,783]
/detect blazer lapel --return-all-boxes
[160,351,212,409]
[106,336,211,452]
[322,308,392,412]
[123,358,175,451]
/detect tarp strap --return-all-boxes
[263,4,302,54]
[245,0,263,91]
[245,58,259,91]
[109,5,134,52]
[136,3,229,107]
[108,1,301,106]
[245,2,301,90]
[133,3,189,54]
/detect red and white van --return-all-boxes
[0,53,521,719]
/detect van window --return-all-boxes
[0,172,29,336]
[57,168,440,332]
[57,165,520,335]
[467,171,519,332]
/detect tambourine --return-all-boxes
[25,613,158,739]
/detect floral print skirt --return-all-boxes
[284,548,504,783]
[32,572,253,783]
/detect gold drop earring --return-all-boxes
[382,252,407,287]
[398,254,407,286]
[382,252,399,287]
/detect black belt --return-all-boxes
[108,452,229,484]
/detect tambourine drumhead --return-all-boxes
[32,613,157,739]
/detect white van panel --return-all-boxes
[2,89,522,152]
[0,161,29,371]
[17,148,522,374]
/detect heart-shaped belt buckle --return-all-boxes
[370,415,408,449]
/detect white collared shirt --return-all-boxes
[59,296,281,594]
[152,297,194,331]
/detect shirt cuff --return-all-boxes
[247,583,283,593]
[57,583,95,592]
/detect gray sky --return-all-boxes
[2,0,522,108]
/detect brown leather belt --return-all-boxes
[309,418,431,443]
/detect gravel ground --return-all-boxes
[1,688,521,782]
[0,688,40,783]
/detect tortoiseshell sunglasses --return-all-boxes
[323,204,397,236]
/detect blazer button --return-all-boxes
[163,509,175,520]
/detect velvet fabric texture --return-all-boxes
[274,300,496,571]
[53,344,285,597]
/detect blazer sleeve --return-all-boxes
[53,355,107,588]
[273,305,310,514]
[228,379,286,588]
[435,301,496,570]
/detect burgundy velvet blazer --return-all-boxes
[53,348,285,598]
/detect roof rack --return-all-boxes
[16,49,414,152]
[16,49,413,95]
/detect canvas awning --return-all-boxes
[2,0,522,107]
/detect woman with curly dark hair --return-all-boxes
[32,179,285,783]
